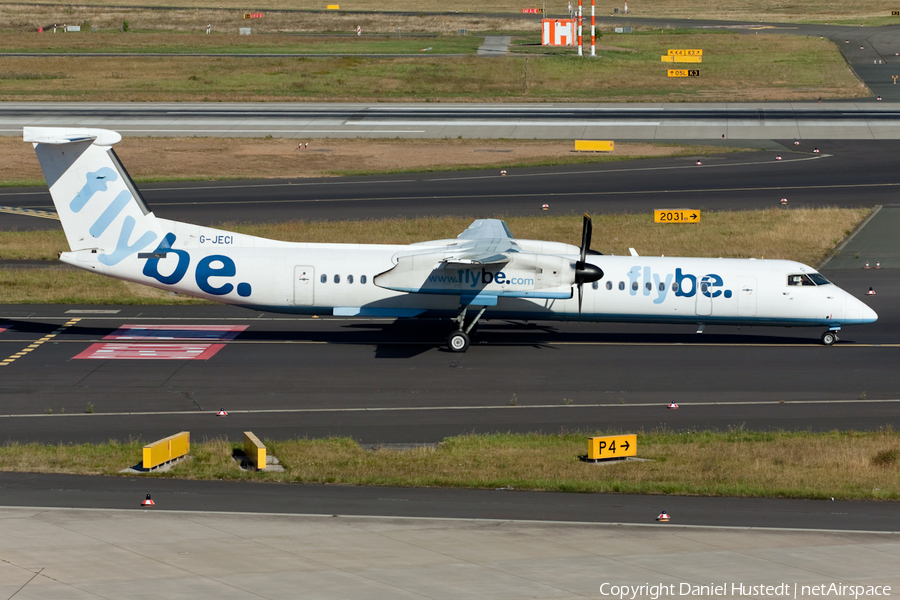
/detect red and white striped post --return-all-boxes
[590,0,595,56]
[577,0,583,56]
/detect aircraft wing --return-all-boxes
[443,219,518,265]
[457,219,514,241]
[375,218,573,298]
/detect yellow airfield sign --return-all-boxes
[667,69,700,77]
[661,55,702,63]
[668,48,703,56]
[654,209,701,223]
[587,435,637,460]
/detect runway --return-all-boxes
[5,101,900,139]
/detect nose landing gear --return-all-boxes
[821,331,840,345]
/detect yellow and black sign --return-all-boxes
[893,10,900,15]
[668,48,703,56]
[661,55,702,63]
[654,209,701,223]
[667,69,700,77]
[587,435,637,460]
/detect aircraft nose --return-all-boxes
[861,302,878,323]
[850,293,878,323]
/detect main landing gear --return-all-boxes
[821,330,840,346]
[447,305,487,352]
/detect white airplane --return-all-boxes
[26,127,877,352]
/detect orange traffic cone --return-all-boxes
[667,402,679,409]
[541,204,549,211]
[141,494,155,507]
[813,148,820,153]
[775,154,782,160]
[780,198,787,205]
[500,169,507,176]
[217,409,228,416]
[876,261,881,269]
[695,160,702,165]
[864,261,870,269]
[866,287,876,296]
[657,510,670,522]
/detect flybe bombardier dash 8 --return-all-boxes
[26,127,877,352]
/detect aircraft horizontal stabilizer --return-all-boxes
[24,127,122,146]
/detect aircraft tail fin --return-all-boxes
[25,127,162,267]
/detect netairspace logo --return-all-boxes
[599,583,892,599]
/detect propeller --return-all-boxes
[574,213,603,314]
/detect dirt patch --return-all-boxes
[1,136,735,183]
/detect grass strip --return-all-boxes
[0,33,864,102]
[0,209,869,304]
[1,429,898,500]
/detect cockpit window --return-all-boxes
[808,273,831,286]
[787,274,815,286]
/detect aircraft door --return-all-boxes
[738,275,757,317]
[695,280,712,316]
[293,266,315,306]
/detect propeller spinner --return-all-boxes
[575,214,603,314]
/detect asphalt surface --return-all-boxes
[2,472,896,532]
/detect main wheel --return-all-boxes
[821,331,837,346]
[447,331,470,352]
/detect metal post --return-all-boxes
[577,0,583,56]
[590,0,595,56]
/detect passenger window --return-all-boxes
[645,282,652,291]
[348,275,354,284]
[591,281,598,290]
[700,282,708,293]
[361,275,367,284]
[320,274,326,284]
[606,281,612,290]
[619,281,625,291]
[334,274,340,284]
[631,282,638,291]
[672,282,679,292]
[659,282,665,292]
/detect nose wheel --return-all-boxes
[821,331,839,345]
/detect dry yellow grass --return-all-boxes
[0,5,532,35]
[0,136,737,185]
[222,208,868,264]
[0,268,211,304]
[1,209,866,263]
[2,430,898,499]
[1,0,892,24]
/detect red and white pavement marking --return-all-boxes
[103,324,247,341]
[74,343,226,360]
[75,324,247,360]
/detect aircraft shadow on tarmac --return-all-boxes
[0,317,843,361]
